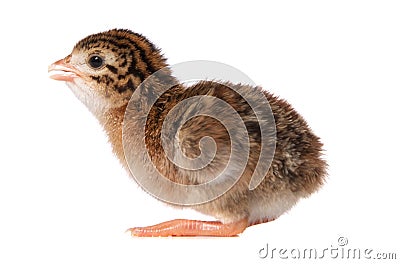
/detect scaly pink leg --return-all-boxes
[128,218,248,237]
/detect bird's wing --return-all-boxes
[163,81,254,186]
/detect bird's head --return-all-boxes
[48,29,168,118]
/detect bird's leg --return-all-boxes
[128,218,248,237]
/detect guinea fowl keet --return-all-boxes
[48,29,327,237]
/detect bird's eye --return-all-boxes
[88,55,104,69]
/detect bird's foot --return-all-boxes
[127,218,248,237]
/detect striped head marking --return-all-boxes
[49,29,168,116]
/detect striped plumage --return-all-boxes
[49,29,327,237]
[74,29,167,91]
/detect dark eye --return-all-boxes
[88,55,104,69]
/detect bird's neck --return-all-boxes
[102,105,128,169]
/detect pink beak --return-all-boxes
[48,55,80,82]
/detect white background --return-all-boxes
[1,1,399,263]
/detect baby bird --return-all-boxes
[48,29,327,237]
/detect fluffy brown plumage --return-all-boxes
[48,29,327,236]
